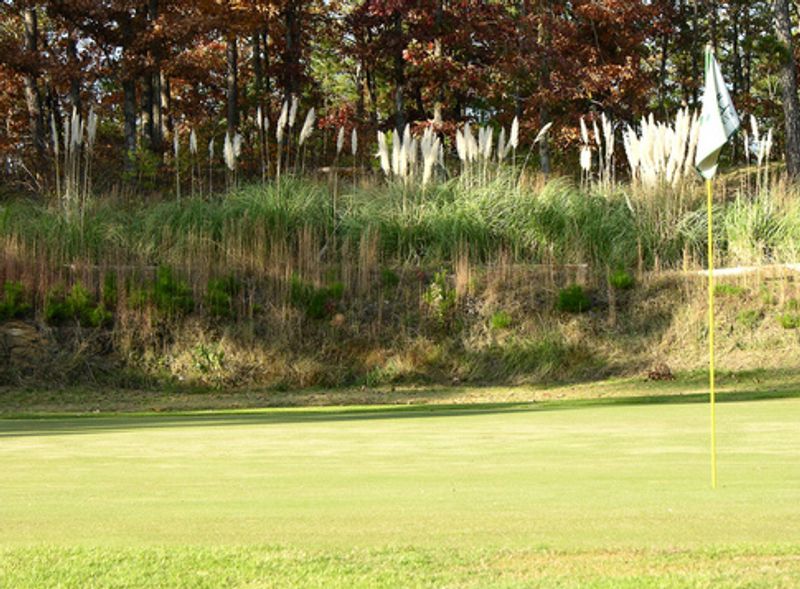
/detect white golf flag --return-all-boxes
[695,45,740,179]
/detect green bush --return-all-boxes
[45,283,112,327]
[380,268,400,289]
[152,266,194,317]
[556,285,591,313]
[0,281,31,320]
[490,310,512,330]
[206,276,240,318]
[778,313,800,329]
[422,270,456,324]
[290,275,344,320]
[609,269,635,290]
[102,272,118,309]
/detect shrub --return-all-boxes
[151,266,194,317]
[102,272,118,309]
[0,281,31,320]
[44,283,112,327]
[206,276,240,318]
[380,268,400,289]
[190,343,226,386]
[490,310,512,330]
[290,275,344,320]
[422,270,456,324]
[556,285,591,313]
[609,269,635,290]
[778,313,800,329]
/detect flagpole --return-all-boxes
[706,177,717,489]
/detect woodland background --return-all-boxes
[3,0,800,188]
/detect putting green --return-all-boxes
[1,395,799,586]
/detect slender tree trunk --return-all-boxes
[261,28,271,95]
[536,0,551,174]
[22,8,44,157]
[658,31,669,116]
[67,34,82,113]
[160,71,172,141]
[143,0,159,151]
[774,0,800,178]
[123,77,137,172]
[282,4,298,96]
[227,36,239,136]
[432,0,444,125]
[143,74,155,148]
[252,31,263,105]
[393,11,406,135]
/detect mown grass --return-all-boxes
[2,545,799,588]
[1,384,798,587]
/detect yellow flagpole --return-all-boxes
[706,178,717,489]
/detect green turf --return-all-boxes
[1,394,799,587]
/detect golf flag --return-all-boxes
[695,45,739,490]
[695,46,740,178]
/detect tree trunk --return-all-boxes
[67,34,82,113]
[282,4,298,97]
[261,29,272,97]
[227,36,239,135]
[160,71,172,140]
[432,0,444,125]
[536,0,551,174]
[123,77,137,172]
[252,31,264,107]
[774,0,800,178]
[22,8,44,157]
[142,74,155,148]
[393,11,406,134]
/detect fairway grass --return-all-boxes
[1,392,799,587]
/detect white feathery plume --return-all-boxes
[497,126,507,161]
[482,126,493,160]
[455,129,466,162]
[750,115,760,146]
[51,114,60,156]
[464,122,477,162]
[391,131,402,176]
[376,130,391,175]
[189,128,197,155]
[533,122,553,144]
[592,119,601,147]
[233,132,242,158]
[256,106,263,132]
[580,117,589,145]
[208,137,215,160]
[224,132,235,171]
[86,107,98,149]
[276,100,288,142]
[509,116,520,149]
[336,126,345,155]
[289,95,299,128]
[580,146,592,172]
[351,128,358,157]
[298,108,316,146]
[765,128,774,163]
[173,129,179,158]
[70,107,82,148]
[62,117,70,155]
